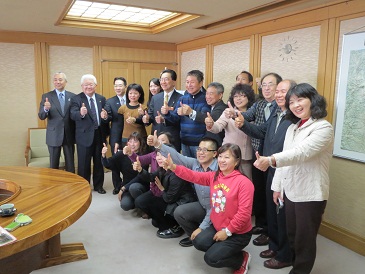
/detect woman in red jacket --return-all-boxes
[164,143,254,274]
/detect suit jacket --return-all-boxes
[147,89,182,150]
[103,95,124,147]
[70,92,109,147]
[195,99,227,146]
[38,89,76,146]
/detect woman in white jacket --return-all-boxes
[253,83,334,274]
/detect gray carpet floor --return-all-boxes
[33,172,365,274]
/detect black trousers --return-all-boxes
[77,129,104,190]
[285,198,327,274]
[251,160,267,231]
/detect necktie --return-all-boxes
[275,112,285,133]
[264,102,272,120]
[59,93,65,115]
[89,98,99,129]
[164,94,168,105]
[120,97,125,105]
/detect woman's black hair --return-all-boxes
[285,83,327,123]
[126,83,145,104]
[148,78,162,102]
[127,131,147,155]
[213,143,247,181]
[228,84,256,109]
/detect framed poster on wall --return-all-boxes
[333,31,365,163]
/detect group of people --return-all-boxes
[39,68,334,274]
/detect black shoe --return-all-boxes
[251,226,265,235]
[112,188,119,195]
[94,188,106,194]
[157,226,184,239]
[253,234,269,246]
[179,237,193,247]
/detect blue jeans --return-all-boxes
[181,144,198,158]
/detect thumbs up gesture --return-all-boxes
[177,101,192,116]
[147,130,159,147]
[100,108,108,120]
[205,112,214,130]
[155,111,164,124]
[126,113,136,124]
[224,101,237,119]
[161,100,173,115]
[137,103,144,116]
[253,151,270,171]
[234,111,245,128]
[142,110,150,124]
[44,97,51,110]
[122,145,132,156]
[132,156,142,172]
[80,102,87,116]
[163,153,176,171]
[101,143,108,157]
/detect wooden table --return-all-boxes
[0,167,91,274]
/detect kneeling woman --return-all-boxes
[164,144,254,274]
[134,149,197,238]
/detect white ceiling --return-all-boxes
[0,0,338,44]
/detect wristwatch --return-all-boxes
[224,228,232,237]
[5,213,32,232]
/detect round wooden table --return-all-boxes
[0,167,91,274]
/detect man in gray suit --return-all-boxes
[38,72,76,172]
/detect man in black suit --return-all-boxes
[101,77,126,194]
[70,74,109,194]
[195,82,227,147]
[38,72,76,172]
[143,69,182,151]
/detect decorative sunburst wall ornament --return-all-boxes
[279,36,298,62]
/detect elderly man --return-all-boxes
[162,70,210,157]
[38,72,76,172]
[195,82,227,146]
[147,131,217,246]
[235,79,296,269]
[70,74,109,194]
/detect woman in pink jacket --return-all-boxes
[164,143,254,274]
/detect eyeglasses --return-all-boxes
[196,147,216,153]
[160,77,171,82]
[261,83,276,88]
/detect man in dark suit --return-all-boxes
[101,77,126,194]
[70,74,109,194]
[195,82,227,147]
[38,72,76,172]
[143,69,182,151]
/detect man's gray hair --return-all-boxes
[81,74,97,85]
[54,72,67,82]
[207,82,224,95]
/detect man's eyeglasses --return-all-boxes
[196,147,216,153]
[233,94,247,99]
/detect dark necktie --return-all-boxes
[89,98,99,129]
[59,93,65,115]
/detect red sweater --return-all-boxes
[174,165,254,234]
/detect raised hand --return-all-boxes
[155,110,164,124]
[205,112,214,130]
[132,156,142,172]
[234,111,245,128]
[44,97,51,110]
[161,100,173,115]
[100,108,108,120]
[80,102,87,116]
[122,145,132,156]
[101,143,108,157]
[163,153,176,171]
[142,110,150,124]
[147,130,159,147]
[137,104,144,116]
[253,151,269,172]
[177,101,192,116]
[224,101,237,119]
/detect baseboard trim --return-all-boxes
[319,221,365,256]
